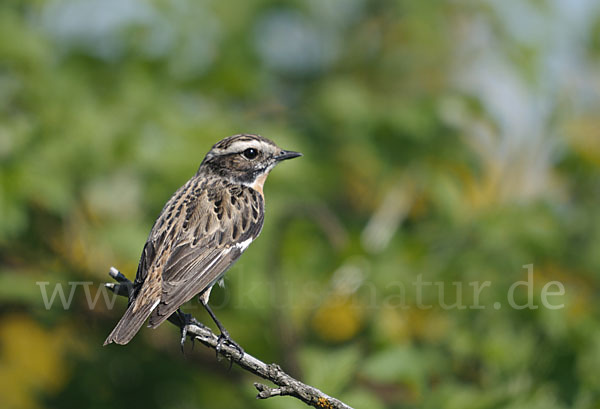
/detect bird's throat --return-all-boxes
[249,172,268,195]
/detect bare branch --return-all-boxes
[106,267,354,409]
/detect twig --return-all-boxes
[105,267,354,409]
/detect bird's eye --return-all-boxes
[242,148,258,159]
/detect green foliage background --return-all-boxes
[1,1,599,408]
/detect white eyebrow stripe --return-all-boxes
[219,140,268,154]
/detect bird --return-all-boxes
[104,134,302,348]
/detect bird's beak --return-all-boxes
[275,150,303,161]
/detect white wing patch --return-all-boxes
[149,299,160,313]
[236,237,253,252]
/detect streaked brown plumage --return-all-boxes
[104,134,301,346]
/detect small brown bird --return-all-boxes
[104,134,301,347]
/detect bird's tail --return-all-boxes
[103,298,159,345]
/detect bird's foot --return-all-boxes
[176,310,196,353]
[180,325,196,353]
[216,329,244,360]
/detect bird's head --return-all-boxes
[199,134,302,191]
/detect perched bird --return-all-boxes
[104,134,301,347]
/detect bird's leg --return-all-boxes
[202,302,244,359]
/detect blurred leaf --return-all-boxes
[312,295,365,342]
[298,344,361,396]
[0,272,43,304]
[361,345,428,386]
[342,388,386,409]
[0,314,74,409]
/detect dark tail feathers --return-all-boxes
[103,300,158,345]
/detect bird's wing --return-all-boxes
[147,181,264,328]
[104,179,200,345]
